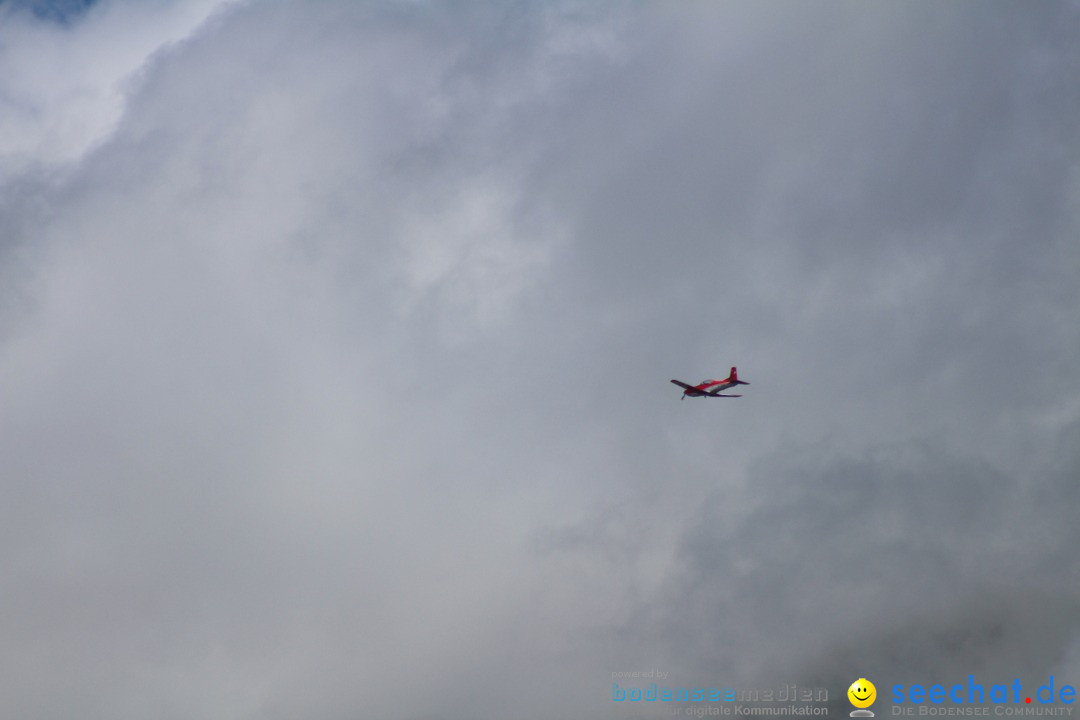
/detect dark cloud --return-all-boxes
[3,0,97,24]
[1,2,1078,718]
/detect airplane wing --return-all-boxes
[670,379,698,392]
[706,393,742,398]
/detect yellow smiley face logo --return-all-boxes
[848,678,876,709]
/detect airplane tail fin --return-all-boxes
[730,366,749,385]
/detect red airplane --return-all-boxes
[671,367,748,399]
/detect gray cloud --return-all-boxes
[1,2,1078,718]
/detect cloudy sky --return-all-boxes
[2,1,1079,718]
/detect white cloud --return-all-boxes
[0,0,240,182]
